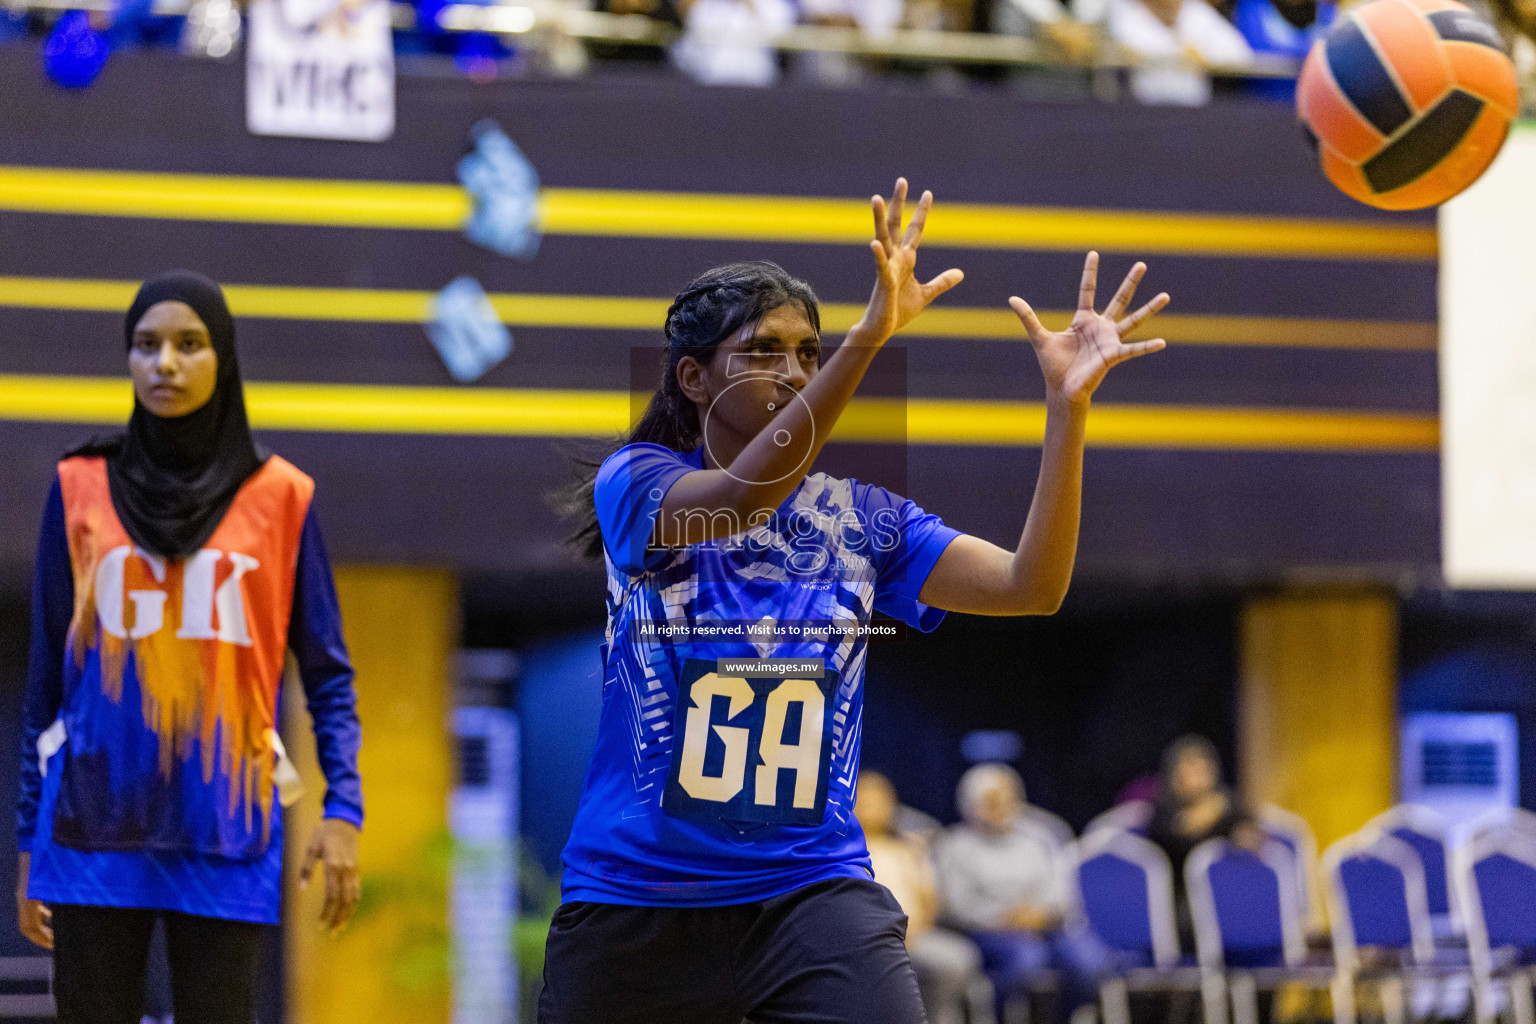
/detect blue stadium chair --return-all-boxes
[1186,838,1333,1024]
[1322,831,1439,1024]
[1454,826,1536,1024]
[1083,800,1154,838]
[1365,805,1460,937]
[1258,804,1319,927]
[1072,829,1216,1024]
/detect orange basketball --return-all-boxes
[1296,0,1518,210]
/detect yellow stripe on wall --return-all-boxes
[542,188,1438,261]
[0,374,1440,451]
[0,165,469,229]
[0,165,1437,261]
[0,276,1437,351]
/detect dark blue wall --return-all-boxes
[513,630,605,877]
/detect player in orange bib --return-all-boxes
[15,272,364,1024]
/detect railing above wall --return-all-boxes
[8,0,1304,78]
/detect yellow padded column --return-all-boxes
[1239,589,1398,852]
[282,567,457,1024]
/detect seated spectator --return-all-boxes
[588,0,682,64]
[992,0,1099,64]
[905,0,976,32]
[1106,0,1253,104]
[1145,734,1263,948]
[792,0,904,85]
[671,0,796,85]
[1229,0,1335,98]
[0,10,27,41]
[896,799,944,842]
[857,771,991,1024]
[935,764,1109,1024]
[987,0,1098,100]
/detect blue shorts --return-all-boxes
[538,877,927,1024]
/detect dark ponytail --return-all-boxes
[563,261,820,560]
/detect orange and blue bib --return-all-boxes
[52,455,312,858]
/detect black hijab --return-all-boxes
[68,271,266,560]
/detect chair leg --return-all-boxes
[1201,970,1230,1024]
[1099,977,1130,1024]
[1003,992,1032,1024]
[1409,973,1440,1023]
[1332,972,1357,1024]
[1435,972,1473,1023]
[1381,975,1407,1024]
[1229,972,1259,1024]
[1511,971,1535,1024]
[968,976,999,1024]
[1471,975,1497,1024]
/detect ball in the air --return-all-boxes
[1297,0,1518,210]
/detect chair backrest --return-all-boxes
[1024,805,1076,851]
[1322,831,1434,972]
[1466,806,1536,845]
[1258,804,1318,923]
[1186,838,1305,970]
[1454,827,1536,973]
[1084,800,1154,838]
[1073,829,1180,968]
[1365,805,1454,920]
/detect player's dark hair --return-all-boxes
[562,261,820,560]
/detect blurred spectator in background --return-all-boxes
[992,0,1099,78]
[592,0,684,64]
[935,764,1108,1024]
[603,0,684,21]
[0,7,35,42]
[792,0,902,85]
[1230,0,1334,98]
[1488,0,1536,107]
[1146,734,1263,947]
[106,0,182,47]
[991,0,1100,101]
[857,771,991,1024]
[1107,0,1252,104]
[671,0,796,84]
[905,0,976,32]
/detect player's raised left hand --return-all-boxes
[301,817,361,935]
[852,177,964,343]
[1011,252,1169,407]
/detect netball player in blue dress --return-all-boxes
[547,180,1170,1024]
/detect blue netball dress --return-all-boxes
[560,443,960,907]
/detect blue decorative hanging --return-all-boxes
[458,120,542,260]
[427,276,514,383]
[42,10,110,89]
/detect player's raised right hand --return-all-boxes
[850,178,963,344]
[1011,251,1168,408]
